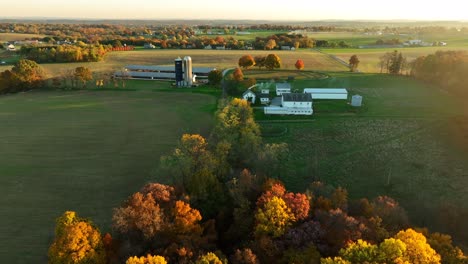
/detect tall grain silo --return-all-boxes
[174,57,183,86]
[183,56,193,86]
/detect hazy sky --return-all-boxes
[2,0,467,21]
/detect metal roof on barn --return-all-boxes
[124,65,215,73]
[303,88,348,94]
[282,93,312,102]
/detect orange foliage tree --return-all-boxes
[238,55,256,69]
[48,211,106,264]
[233,68,244,82]
[295,59,305,70]
[126,254,167,264]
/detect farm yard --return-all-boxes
[258,72,468,245]
[0,86,216,263]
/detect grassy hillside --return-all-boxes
[0,86,216,263]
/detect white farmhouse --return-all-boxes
[303,88,348,100]
[7,44,15,51]
[276,83,291,96]
[242,90,256,104]
[264,93,313,115]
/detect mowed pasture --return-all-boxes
[0,49,349,78]
[0,88,216,263]
[325,46,468,73]
[0,32,47,42]
[260,73,468,244]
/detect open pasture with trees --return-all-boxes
[0,49,348,78]
[0,88,216,262]
[259,72,468,246]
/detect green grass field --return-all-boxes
[0,84,217,263]
[258,72,468,245]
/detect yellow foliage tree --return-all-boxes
[255,196,295,237]
[49,216,106,264]
[395,228,441,264]
[126,254,167,264]
[320,256,351,264]
[195,252,223,264]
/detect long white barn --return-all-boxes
[303,88,348,100]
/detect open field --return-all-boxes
[0,49,349,78]
[0,85,216,263]
[259,72,468,244]
[0,32,47,42]
[322,46,468,73]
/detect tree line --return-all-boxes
[48,98,467,264]
[411,50,468,96]
[18,44,112,63]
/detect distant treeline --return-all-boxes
[18,44,112,63]
[411,50,468,95]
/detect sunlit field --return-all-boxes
[0,85,216,263]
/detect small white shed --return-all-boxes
[242,90,256,104]
[303,88,348,100]
[351,94,363,107]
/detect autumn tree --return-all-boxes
[295,59,305,70]
[126,254,167,264]
[7,59,45,92]
[238,55,255,69]
[213,98,262,167]
[48,211,106,264]
[208,69,223,86]
[254,56,266,69]
[265,39,277,50]
[264,54,282,70]
[231,248,259,264]
[349,55,360,72]
[160,134,225,217]
[255,196,296,237]
[74,66,93,88]
[195,252,224,264]
[233,67,244,82]
[395,229,441,264]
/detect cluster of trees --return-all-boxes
[48,98,467,264]
[238,54,282,70]
[379,50,408,75]
[375,38,402,45]
[315,40,351,48]
[18,44,111,63]
[411,50,468,96]
[0,59,45,94]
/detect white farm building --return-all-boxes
[264,93,313,115]
[303,88,348,100]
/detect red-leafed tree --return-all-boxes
[295,59,305,70]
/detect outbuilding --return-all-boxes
[242,90,256,104]
[276,83,291,96]
[303,88,348,100]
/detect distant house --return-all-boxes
[215,46,226,50]
[281,46,291,50]
[144,43,156,49]
[6,44,15,51]
[303,88,348,100]
[242,90,256,104]
[204,45,212,49]
[276,83,291,96]
[264,93,313,115]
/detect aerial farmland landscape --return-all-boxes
[1,1,468,263]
